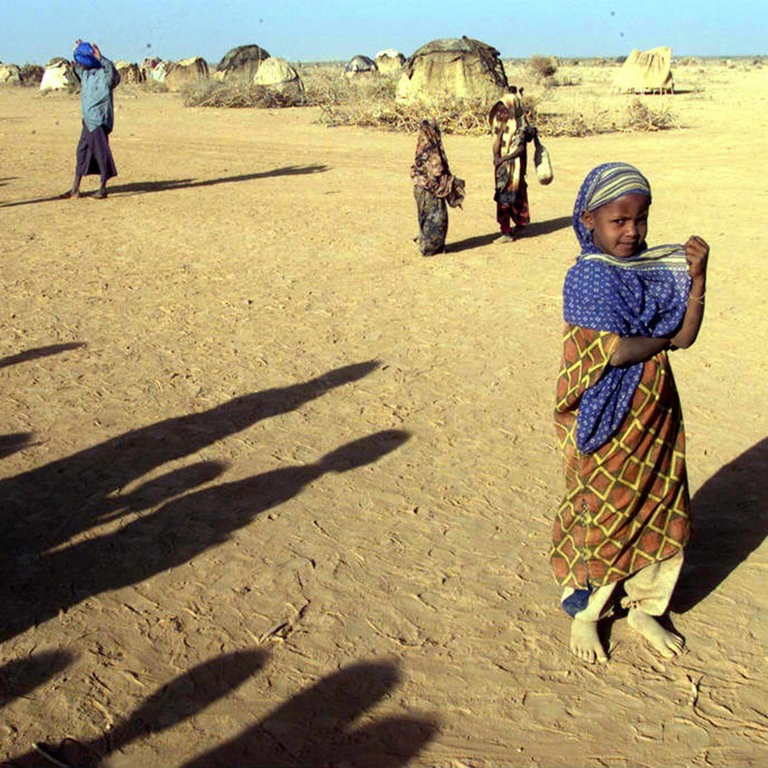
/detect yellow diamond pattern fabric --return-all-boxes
[551,324,690,589]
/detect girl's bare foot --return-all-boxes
[570,619,608,664]
[627,609,684,658]
[59,188,80,199]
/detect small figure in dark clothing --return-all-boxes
[61,40,120,199]
[410,120,465,256]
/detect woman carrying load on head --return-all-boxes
[489,88,535,243]
[410,119,465,256]
[61,40,120,200]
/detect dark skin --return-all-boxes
[580,193,709,367]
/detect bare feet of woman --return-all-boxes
[570,618,608,664]
[58,188,80,199]
[628,609,685,658]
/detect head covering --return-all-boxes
[572,162,651,253]
[563,162,691,453]
[488,90,524,129]
[411,120,465,208]
[74,42,102,69]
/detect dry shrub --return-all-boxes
[19,63,44,87]
[528,55,558,83]
[177,61,678,138]
[622,98,678,131]
[140,78,169,94]
[318,97,489,135]
[533,97,678,137]
[301,65,397,106]
[181,79,304,108]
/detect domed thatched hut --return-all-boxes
[0,63,22,86]
[40,57,79,93]
[396,36,508,104]
[253,57,305,102]
[375,49,405,74]
[344,55,378,76]
[164,57,210,92]
[115,60,143,84]
[217,44,271,80]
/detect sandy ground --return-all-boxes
[1,61,767,767]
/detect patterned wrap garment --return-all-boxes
[550,163,693,589]
[410,120,464,255]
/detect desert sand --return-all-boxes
[1,61,767,767]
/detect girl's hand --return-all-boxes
[91,43,102,59]
[685,235,709,280]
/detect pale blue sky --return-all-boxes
[1,0,764,66]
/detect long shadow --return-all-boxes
[445,232,500,252]
[522,215,572,238]
[446,215,572,253]
[182,661,437,768]
[7,650,268,767]
[0,360,378,549]
[672,437,768,613]
[0,429,409,643]
[0,166,328,208]
[0,342,86,370]
[0,433,34,460]
[0,361,379,640]
[0,651,73,708]
[8,656,436,768]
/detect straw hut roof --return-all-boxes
[396,36,508,104]
[217,44,271,80]
[164,57,210,92]
[344,55,378,75]
[253,57,305,101]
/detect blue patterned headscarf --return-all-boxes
[564,163,691,453]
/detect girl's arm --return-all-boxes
[492,133,503,166]
[609,236,709,366]
[669,235,709,349]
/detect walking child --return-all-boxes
[551,162,709,663]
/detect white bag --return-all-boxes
[533,135,554,185]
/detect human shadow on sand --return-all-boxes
[0,433,34,460]
[8,656,436,768]
[106,165,329,196]
[0,166,328,207]
[0,651,73,708]
[0,342,86,370]
[446,215,572,253]
[672,437,768,614]
[0,429,409,644]
[6,650,268,767]
[0,361,382,643]
[181,660,437,768]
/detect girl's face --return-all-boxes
[581,193,650,258]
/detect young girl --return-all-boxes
[551,162,709,664]
[410,119,465,256]
[489,89,533,243]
